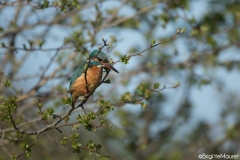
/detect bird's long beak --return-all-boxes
[101,62,119,73]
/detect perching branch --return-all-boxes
[114,28,186,65]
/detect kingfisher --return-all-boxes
[69,49,119,107]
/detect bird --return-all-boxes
[69,49,119,107]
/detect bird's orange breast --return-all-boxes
[70,66,102,100]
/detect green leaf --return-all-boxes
[87,140,96,149]
[72,124,80,130]
[41,0,49,9]
[207,35,217,48]
[70,133,79,141]
[39,40,45,48]
[97,99,113,116]
[41,107,55,120]
[0,27,4,32]
[62,96,71,105]
[198,79,211,89]
[199,79,211,85]
[120,55,130,64]
[135,83,147,96]
[11,153,17,160]
[141,102,147,109]
[177,27,186,34]
[153,83,160,89]
[102,79,111,84]
[4,79,12,88]
[181,27,186,33]
[1,42,5,47]
[0,96,18,121]
[151,39,156,46]
[121,92,133,102]
[34,100,43,108]
[60,137,67,145]
[28,40,33,48]
[145,90,152,98]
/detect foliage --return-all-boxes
[0,0,240,159]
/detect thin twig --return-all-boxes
[114,31,182,65]
[9,115,38,135]
[0,45,73,52]
[0,118,42,133]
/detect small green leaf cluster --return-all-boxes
[36,102,55,120]
[198,79,211,89]
[35,99,55,120]
[72,123,80,130]
[97,99,113,116]
[11,154,17,160]
[87,140,102,152]
[64,30,84,51]
[77,113,96,131]
[62,96,72,105]
[60,135,102,155]
[153,83,160,89]
[34,100,43,108]
[151,39,156,46]
[70,133,82,154]
[120,91,148,109]
[120,55,131,64]
[41,108,55,120]
[60,133,82,154]
[119,82,163,109]
[176,27,186,34]
[60,137,68,145]
[4,79,12,88]
[0,95,17,121]
[20,142,31,158]
[1,42,6,47]
[121,92,134,103]
[135,83,153,99]
[40,0,49,9]
[51,0,81,12]
[0,26,4,32]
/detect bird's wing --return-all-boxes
[69,61,88,91]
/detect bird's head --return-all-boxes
[89,49,119,73]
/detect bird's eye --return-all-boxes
[98,58,102,62]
